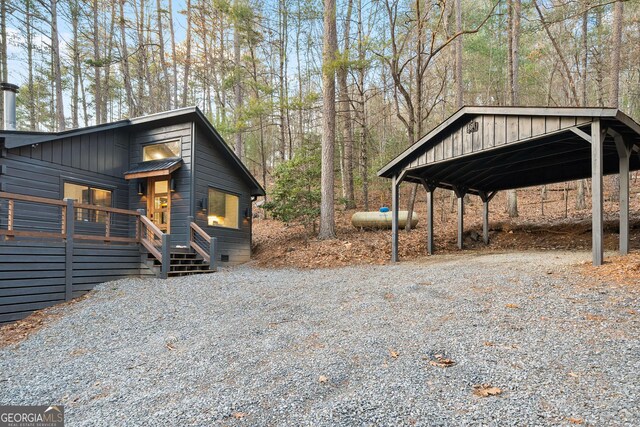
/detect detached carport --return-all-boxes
[378,107,640,266]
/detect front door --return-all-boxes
[147,177,171,233]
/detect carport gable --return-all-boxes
[378,106,640,194]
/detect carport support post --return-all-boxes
[591,120,604,266]
[479,191,496,245]
[420,179,436,255]
[391,174,400,262]
[454,187,466,250]
[614,133,630,255]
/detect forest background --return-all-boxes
[1,0,638,237]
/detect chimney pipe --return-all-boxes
[1,82,19,131]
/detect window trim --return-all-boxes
[142,139,182,161]
[206,186,241,230]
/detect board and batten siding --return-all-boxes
[127,122,193,246]
[407,115,594,169]
[193,123,252,265]
[0,129,130,233]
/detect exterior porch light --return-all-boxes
[170,177,177,192]
[137,181,146,196]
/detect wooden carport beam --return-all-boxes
[609,127,631,255]
[591,120,606,266]
[479,191,498,245]
[420,179,437,255]
[454,186,467,250]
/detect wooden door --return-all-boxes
[147,177,171,233]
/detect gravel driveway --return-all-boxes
[1,251,638,426]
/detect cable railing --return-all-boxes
[189,220,217,269]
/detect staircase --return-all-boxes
[139,215,217,279]
[143,249,216,277]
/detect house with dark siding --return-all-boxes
[0,90,264,323]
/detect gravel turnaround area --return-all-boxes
[1,251,639,426]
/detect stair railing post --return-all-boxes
[64,198,75,301]
[161,233,171,279]
[209,237,217,271]
[186,216,194,248]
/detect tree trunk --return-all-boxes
[356,0,368,211]
[156,0,169,110]
[338,0,355,209]
[51,0,65,130]
[233,0,243,159]
[26,0,36,129]
[609,0,623,108]
[318,0,337,239]
[167,0,179,108]
[506,0,520,217]
[93,0,102,124]
[182,0,192,107]
[455,0,463,108]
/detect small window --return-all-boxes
[143,141,181,161]
[207,188,239,229]
[63,182,112,223]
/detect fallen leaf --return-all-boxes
[389,348,399,359]
[567,417,583,424]
[232,412,247,419]
[483,341,494,347]
[505,303,520,309]
[428,354,455,368]
[165,342,176,351]
[318,375,329,384]
[384,292,394,301]
[472,384,502,397]
[568,372,579,378]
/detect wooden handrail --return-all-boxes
[190,222,211,243]
[0,191,67,206]
[140,215,163,239]
[73,202,142,216]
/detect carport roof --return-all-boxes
[378,106,640,195]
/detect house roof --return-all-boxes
[124,158,183,180]
[0,107,265,196]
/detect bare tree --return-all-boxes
[318,0,338,239]
[609,0,623,108]
[51,0,65,130]
[338,0,355,209]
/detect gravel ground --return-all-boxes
[1,251,639,426]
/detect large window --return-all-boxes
[207,188,239,229]
[63,182,112,223]
[143,140,181,161]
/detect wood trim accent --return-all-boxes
[140,215,163,239]
[72,202,141,216]
[73,234,138,243]
[141,237,162,260]
[146,177,171,234]
[190,222,211,243]
[124,162,182,180]
[0,229,65,239]
[0,191,67,206]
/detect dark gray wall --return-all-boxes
[193,123,252,265]
[0,241,151,324]
[127,122,193,246]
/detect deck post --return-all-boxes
[161,233,171,279]
[64,198,74,301]
[614,133,630,255]
[455,188,466,250]
[210,237,218,271]
[186,215,194,246]
[391,174,400,262]
[591,120,604,266]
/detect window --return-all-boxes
[207,188,239,229]
[63,182,112,223]
[143,141,181,161]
